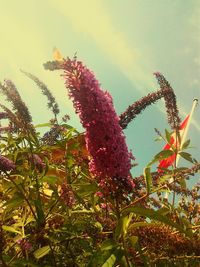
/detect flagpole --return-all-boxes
[176,98,198,165]
[164,98,198,200]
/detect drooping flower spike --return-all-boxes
[154,72,181,130]
[21,70,60,117]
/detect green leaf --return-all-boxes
[135,242,149,266]
[2,225,21,235]
[181,139,190,150]
[114,213,133,240]
[148,150,174,166]
[178,152,194,163]
[155,149,174,159]
[12,259,40,267]
[122,206,192,237]
[101,253,117,267]
[100,239,118,251]
[129,222,157,230]
[42,175,57,185]
[71,210,94,214]
[34,123,51,128]
[88,248,124,267]
[156,207,170,216]
[129,236,138,247]
[34,199,45,226]
[74,183,98,197]
[177,216,193,237]
[154,136,162,142]
[158,174,172,185]
[62,124,79,132]
[34,246,51,259]
[178,178,187,189]
[165,129,172,144]
[144,167,152,194]
[4,195,24,210]
[25,217,35,226]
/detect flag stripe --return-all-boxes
[158,115,190,171]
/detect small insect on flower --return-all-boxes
[53,47,64,62]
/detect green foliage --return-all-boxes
[0,66,199,267]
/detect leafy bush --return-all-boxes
[0,57,199,267]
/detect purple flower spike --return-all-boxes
[0,155,15,172]
[0,112,8,120]
[63,58,134,196]
[29,154,45,172]
[17,238,32,252]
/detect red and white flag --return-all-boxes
[158,115,190,172]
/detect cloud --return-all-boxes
[181,104,200,132]
[0,9,76,120]
[50,0,155,93]
[50,0,200,133]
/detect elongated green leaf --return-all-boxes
[71,210,94,214]
[25,217,35,226]
[178,152,194,163]
[42,175,57,185]
[135,242,149,267]
[158,174,172,185]
[165,129,172,144]
[13,259,40,267]
[34,245,50,259]
[4,195,24,210]
[115,214,133,240]
[129,236,138,247]
[2,225,21,235]
[74,183,98,197]
[34,199,45,226]
[154,136,162,142]
[155,150,174,159]
[100,239,118,251]
[181,139,190,150]
[88,246,124,267]
[178,177,187,189]
[156,207,170,216]
[101,253,116,267]
[144,167,152,194]
[148,150,174,166]
[88,249,114,267]
[122,206,192,237]
[34,123,51,128]
[129,222,156,230]
[179,216,193,236]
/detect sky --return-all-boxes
[0,0,200,175]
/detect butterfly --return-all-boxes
[53,47,63,61]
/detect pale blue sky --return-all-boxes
[0,0,200,174]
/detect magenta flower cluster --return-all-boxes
[0,155,15,172]
[28,154,45,172]
[17,238,32,252]
[63,58,134,195]
[0,112,8,120]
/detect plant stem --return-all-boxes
[122,237,131,267]
[48,242,57,267]
[5,173,37,221]
[122,175,185,212]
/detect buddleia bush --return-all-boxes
[0,56,199,267]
